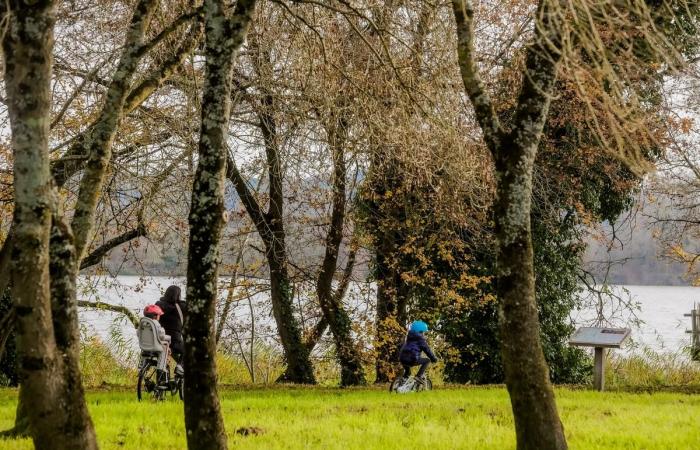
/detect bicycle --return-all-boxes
[137,352,184,401]
[389,374,433,393]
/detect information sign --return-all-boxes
[568,327,630,349]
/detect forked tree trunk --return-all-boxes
[3,1,64,447]
[226,59,316,383]
[4,1,201,443]
[452,1,567,449]
[183,1,256,449]
[316,123,366,386]
[226,156,316,384]
[257,68,316,383]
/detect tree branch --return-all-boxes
[124,23,202,112]
[70,0,158,263]
[51,57,114,130]
[79,223,147,270]
[225,152,269,235]
[76,301,139,328]
[333,243,357,302]
[131,7,203,61]
[52,2,195,191]
[451,0,503,152]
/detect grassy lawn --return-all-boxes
[0,386,698,449]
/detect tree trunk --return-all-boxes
[183,1,256,449]
[492,65,568,449]
[3,1,200,443]
[269,248,316,384]
[3,1,64,447]
[226,155,315,384]
[316,119,366,386]
[374,245,407,383]
[452,1,567,448]
[48,216,98,448]
[226,46,316,383]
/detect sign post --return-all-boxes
[569,327,631,391]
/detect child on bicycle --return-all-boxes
[399,320,437,385]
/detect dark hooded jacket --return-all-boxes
[399,330,437,365]
[155,285,186,344]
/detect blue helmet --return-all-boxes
[410,320,429,333]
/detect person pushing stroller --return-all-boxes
[399,320,438,385]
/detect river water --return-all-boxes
[78,277,699,358]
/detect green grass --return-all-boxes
[605,349,700,391]
[0,386,698,449]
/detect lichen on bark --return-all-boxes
[183,1,257,449]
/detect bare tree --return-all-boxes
[224,24,317,383]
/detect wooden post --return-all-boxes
[594,347,606,391]
[685,303,699,361]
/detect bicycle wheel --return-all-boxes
[137,360,159,401]
[389,376,403,392]
[177,376,184,401]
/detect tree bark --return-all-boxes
[316,115,366,386]
[184,0,256,449]
[3,1,64,447]
[48,214,98,449]
[452,1,567,449]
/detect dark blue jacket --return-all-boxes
[399,330,437,365]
